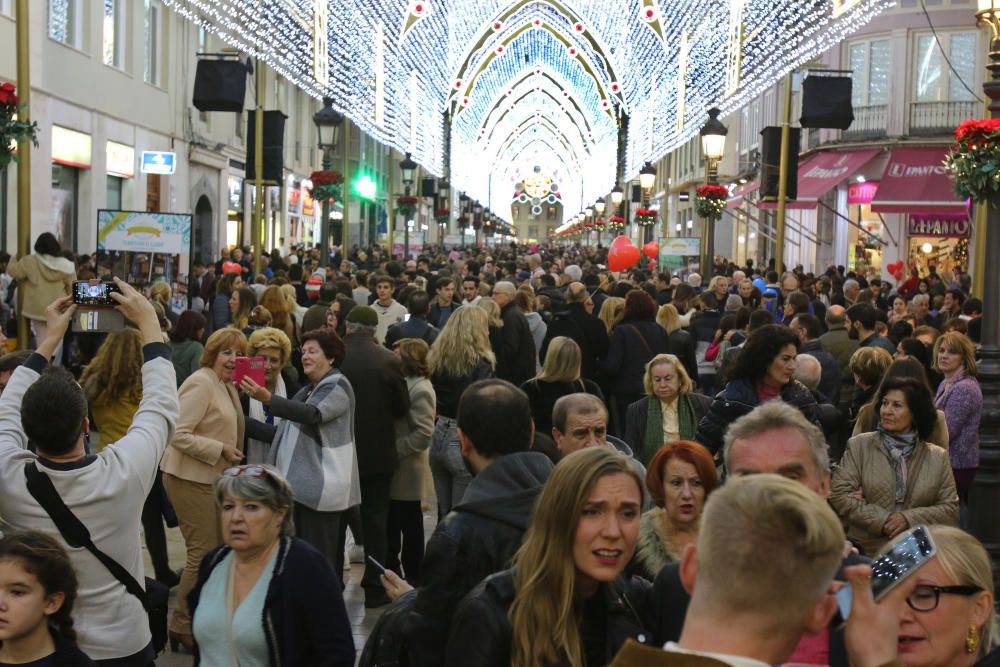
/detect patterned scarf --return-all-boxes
[643,394,699,464]
[878,426,917,510]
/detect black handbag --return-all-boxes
[23,462,168,655]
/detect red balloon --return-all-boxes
[642,241,659,259]
[608,239,641,272]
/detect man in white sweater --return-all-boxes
[0,280,178,665]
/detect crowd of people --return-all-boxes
[0,233,990,667]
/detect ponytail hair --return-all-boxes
[0,531,79,641]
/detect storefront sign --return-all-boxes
[97,210,192,254]
[51,126,92,168]
[872,147,965,214]
[228,176,244,213]
[907,214,970,238]
[287,186,301,214]
[302,190,315,217]
[106,142,135,178]
[140,151,176,175]
[847,181,879,205]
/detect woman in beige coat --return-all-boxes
[851,358,949,448]
[7,233,75,359]
[831,376,958,556]
[160,328,246,651]
[387,338,435,584]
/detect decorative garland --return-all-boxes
[945,119,1000,204]
[472,217,483,230]
[593,218,606,229]
[458,215,470,229]
[634,208,658,226]
[607,215,625,232]
[396,195,418,219]
[307,170,344,204]
[0,83,38,170]
[695,184,729,219]
[434,207,450,224]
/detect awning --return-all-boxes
[759,148,880,210]
[871,146,965,215]
[726,181,759,209]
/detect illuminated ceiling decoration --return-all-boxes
[164,0,894,222]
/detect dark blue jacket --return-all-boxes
[189,537,354,667]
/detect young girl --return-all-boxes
[0,532,93,666]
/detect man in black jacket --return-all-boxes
[540,281,610,382]
[385,290,439,348]
[428,276,462,329]
[398,379,553,667]
[492,281,537,386]
[339,305,411,608]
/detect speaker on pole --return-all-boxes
[759,126,801,201]
[246,111,287,183]
[630,184,642,203]
[193,59,248,113]
[420,177,437,198]
[800,74,854,130]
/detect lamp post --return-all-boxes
[700,107,728,276]
[594,197,606,245]
[438,178,451,243]
[639,163,657,244]
[474,201,483,246]
[313,98,344,266]
[399,152,417,259]
[970,0,1000,580]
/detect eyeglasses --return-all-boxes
[906,584,982,612]
[222,465,272,479]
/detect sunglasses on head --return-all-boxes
[222,465,272,479]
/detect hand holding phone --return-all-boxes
[233,357,266,387]
[72,280,122,307]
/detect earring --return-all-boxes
[966,625,980,655]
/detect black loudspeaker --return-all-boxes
[759,126,801,201]
[631,184,642,203]
[800,76,854,130]
[246,111,287,183]
[420,177,437,198]
[193,59,248,113]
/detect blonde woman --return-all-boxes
[161,328,247,651]
[444,447,651,667]
[428,306,495,513]
[520,336,603,434]
[598,296,625,334]
[280,282,308,327]
[260,284,300,348]
[242,327,299,463]
[149,281,179,328]
[656,304,698,383]
[476,297,505,366]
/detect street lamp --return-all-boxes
[699,106,728,276]
[313,97,344,266]
[399,152,418,259]
[594,197,605,216]
[437,179,451,241]
[969,0,1000,578]
[610,184,624,209]
[473,202,483,245]
[639,162,657,192]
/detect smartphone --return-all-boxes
[366,555,387,574]
[233,356,265,386]
[72,280,121,307]
[834,525,936,622]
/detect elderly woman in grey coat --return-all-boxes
[238,327,361,572]
[386,338,436,584]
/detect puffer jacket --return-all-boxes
[830,431,959,556]
[695,378,820,454]
[6,253,75,320]
[444,569,655,667]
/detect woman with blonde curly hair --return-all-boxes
[427,306,495,514]
[242,327,299,463]
[475,298,505,364]
[445,447,650,666]
[81,328,178,587]
[597,296,625,334]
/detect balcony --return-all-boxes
[909,101,977,136]
[842,105,888,140]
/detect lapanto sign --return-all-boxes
[163,0,893,221]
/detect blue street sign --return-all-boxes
[140,151,176,175]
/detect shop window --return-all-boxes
[0,0,13,17]
[144,0,161,85]
[146,174,160,212]
[49,0,82,48]
[849,38,890,107]
[102,0,125,69]
[51,163,78,252]
[107,175,124,210]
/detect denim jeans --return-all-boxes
[429,417,472,517]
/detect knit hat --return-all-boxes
[346,305,378,327]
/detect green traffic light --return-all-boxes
[353,175,377,200]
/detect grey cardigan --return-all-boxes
[250,369,362,512]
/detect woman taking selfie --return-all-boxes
[830,376,958,556]
[444,447,652,667]
[188,465,354,666]
[242,327,300,464]
[0,531,94,666]
[624,354,711,465]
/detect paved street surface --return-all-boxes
[149,509,436,666]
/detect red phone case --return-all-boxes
[233,357,266,386]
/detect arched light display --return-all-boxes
[164,0,893,222]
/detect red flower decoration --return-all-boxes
[397,196,419,205]
[695,184,729,199]
[434,208,450,216]
[608,216,624,224]
[955,118,1000,144]
[0,82,19,108]
[308,170,343,185]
